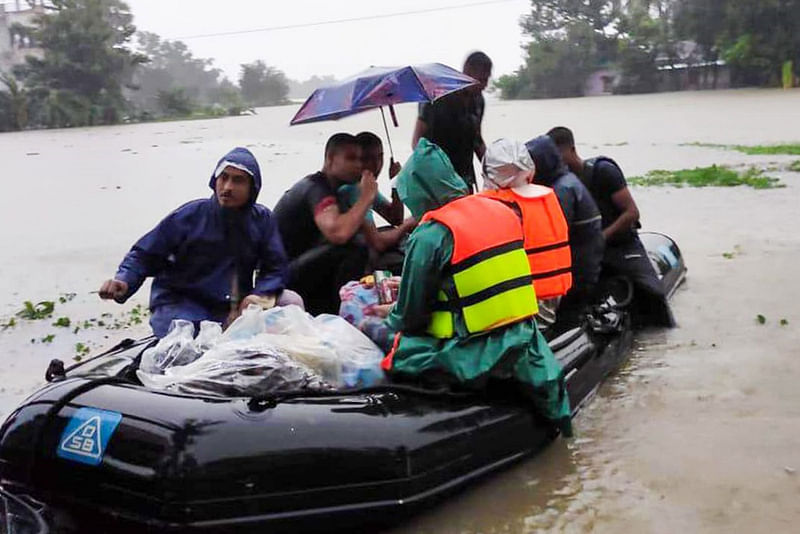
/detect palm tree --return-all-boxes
[0,73,29,131]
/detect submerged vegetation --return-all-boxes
[683,142,800,155]
[2,295,149,358]
[629,165,783,189]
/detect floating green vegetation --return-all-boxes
[780,318,789,326]
[1,317,16,330]
[789,160,800,172]
[681,142,800,155]
[722,245,743,259]
[756,314,767,325]
[629,165,783,189]
[16,301,55,320]
[52,317,71,328]
[734,144,800,155]
[40,334,55,343]
[75,342,91,360]
[58,293,77,304]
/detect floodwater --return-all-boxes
[2,88,800,532]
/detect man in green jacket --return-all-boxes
[375,138,572,436]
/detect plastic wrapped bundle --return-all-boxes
[136,305,385,396]
[138,339,330,397]
[139,320,210,374]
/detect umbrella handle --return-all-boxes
[389,105,399,128]
[380,107,396,161]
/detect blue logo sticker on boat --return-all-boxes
[56,407,122,466]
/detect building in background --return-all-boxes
[0,1,45,75]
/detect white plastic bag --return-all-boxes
[136,305,385,395]
[313,314,384,387]
[139,320,201,374]
[138,339,329,396]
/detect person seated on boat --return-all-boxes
[525,135,604,335]
[337,132,417,274]
[370,138,572,436]
[98,147,303,338]
[479,138,573,331]
[547,126,675,327]
[273,133,375,315]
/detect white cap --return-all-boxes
[481,138,536,190]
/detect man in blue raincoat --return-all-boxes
[525,136,604,334]
[99,147,303,337]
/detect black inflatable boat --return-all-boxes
[0,233,686,533]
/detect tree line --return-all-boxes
[496,0,800,99]
[0,0,293,131]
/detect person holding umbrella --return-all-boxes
[412,51,493,192]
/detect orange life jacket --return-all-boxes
[481,185,572,299]
[419,195,538,338]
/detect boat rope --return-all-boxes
[247,383,477,411]
[45,337,154,383]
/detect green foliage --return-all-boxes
[156,87,194,116]
[1,317,16,330]
[756,314,766,325]
[629,165,783,189]
[501,0,800,99]
[501,1,620,99]
[75,342,91,359]
[734,144,800,156]
[675,0,799,87]
[682,142,800,155]
[40,334,55,343]
[131,31,242,118]
[789,160,800,172]
[239,60,289,107]
[16,301,55,320]
[53,317,71,328]
[0,73,29,131]
[783,61,794,89]
[10,0,145,128]
[780,318,789,326]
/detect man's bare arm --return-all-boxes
[361,218,417,253]
[314,171,378,245]
[603,187,640,242]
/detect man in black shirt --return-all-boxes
[273,133,377,315]
[547,126,675,327]
[412,51,492,192]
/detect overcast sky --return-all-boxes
[125,0,531,82]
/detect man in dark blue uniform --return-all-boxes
[548,126,675,327]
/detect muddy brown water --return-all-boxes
[2,88,800,532]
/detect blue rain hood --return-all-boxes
[209,147,262,203]
[115,147,288,337]
[524,136,566,185]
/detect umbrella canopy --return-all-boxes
[289,63,477,125]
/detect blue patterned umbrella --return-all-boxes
[290,63,477,159]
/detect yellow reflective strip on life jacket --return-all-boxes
[462,283,538,334]
[452,248,533,299]
[427,310,455,338]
